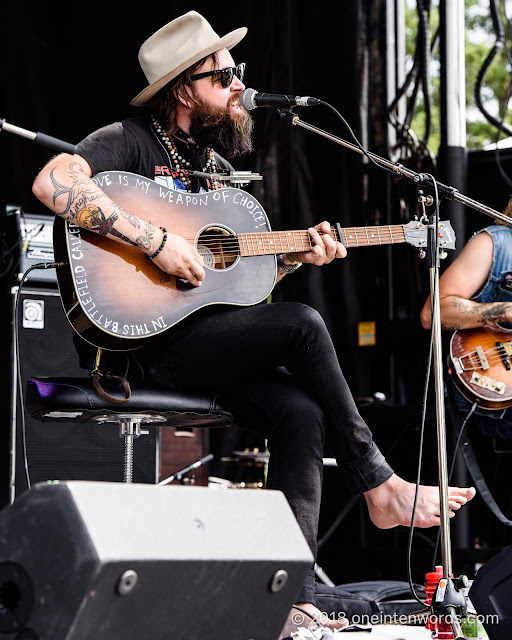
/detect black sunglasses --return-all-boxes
[190,62,246,88]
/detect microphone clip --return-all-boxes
[278,109,300,125]
[188,170,262,186]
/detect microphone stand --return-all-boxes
[0,118,77,155]
[157,453,214,487]
[423,200,468,639]
[276,109,509,638]
[277,109,512,226]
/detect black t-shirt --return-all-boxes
[76,114,234,188]
[72,114,234,370]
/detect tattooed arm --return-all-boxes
[32,154,205,286]
[420,230,512,330]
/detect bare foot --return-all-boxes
[278,602,348,639]
[364,474,476,529]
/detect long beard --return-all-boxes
[188,98,254,159]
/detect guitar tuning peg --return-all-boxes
[440,249,448,260]
[418,248,426,259]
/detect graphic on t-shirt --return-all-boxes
[154,166,208,193]
[154,166,188,191]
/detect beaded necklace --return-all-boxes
[151,116,220,191]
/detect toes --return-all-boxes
[448,486,476,501]
[466,487,476,500]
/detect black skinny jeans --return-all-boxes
[137,301,394,602]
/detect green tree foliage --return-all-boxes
[405,0,512,152]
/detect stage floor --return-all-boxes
[339,626,430,637]
[290,624,432,638]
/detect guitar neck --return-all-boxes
[237,225,406,257]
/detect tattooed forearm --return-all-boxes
[117,207,141,229]
[50,165,99,218]
[479,301,512,326]
[73,203,138,247]
[50,162,145,248]
[450,297,474,316]
[135,221,157,251]
[449,296,512,327]
[69,191,103,220]
[441,323,463,330]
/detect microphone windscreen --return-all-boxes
[239,88,258,111]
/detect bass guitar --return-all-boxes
[53,171,455,350]
[450,326,512,409]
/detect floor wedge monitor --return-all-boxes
[0,481,312,640]
[470,543,512,640]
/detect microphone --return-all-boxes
[0,118,77,155]
[240,88,321,111]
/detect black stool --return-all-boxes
[25,376,233,484]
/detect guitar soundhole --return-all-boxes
[197,226,239,270]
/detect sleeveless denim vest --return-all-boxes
[452,225,512,436]
[472,225,512,309]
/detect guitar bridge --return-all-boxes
[470,372,506,395]
[453,347,491,374]
[475,346,490,370]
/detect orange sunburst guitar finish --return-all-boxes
[53,171,455,351]
[450,326,512,409]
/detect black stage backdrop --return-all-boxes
[2,1,512,583]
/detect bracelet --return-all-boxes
[276,253,302,274]
[145,227,167,260]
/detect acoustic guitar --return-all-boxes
[450,326,512,409]
[53,171,456,350]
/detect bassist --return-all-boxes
[420,215,512,437]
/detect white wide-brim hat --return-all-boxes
[131,11,247,106]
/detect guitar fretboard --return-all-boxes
[237,225,406,257]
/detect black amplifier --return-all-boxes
[1,206,57,285]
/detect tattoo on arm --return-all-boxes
[479,302,511,326]
[135,221,157,251]
[72,202,138,247]
[450,296,512,327]
[50,163,101,219]
[117,207,141,229]
[51,162,147,248]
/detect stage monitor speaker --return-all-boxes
[0,481,312,640]
[470,543,512,640]
[11,288,158,499]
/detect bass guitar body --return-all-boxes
[450,326,512,409]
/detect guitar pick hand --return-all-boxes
[152,232,205,287]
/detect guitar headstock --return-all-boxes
[403,220,456,250]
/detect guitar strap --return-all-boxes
[446,378,512,527]
[91,348,132,404]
